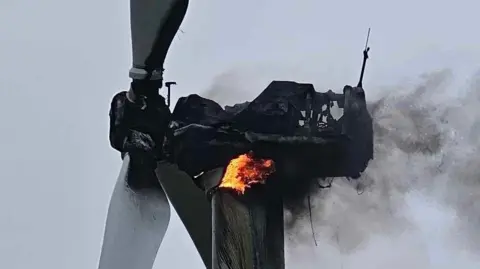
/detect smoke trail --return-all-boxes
[203,68,480,267]
[286,69,480,268]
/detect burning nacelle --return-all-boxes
[166,81,373,180]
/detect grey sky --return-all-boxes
[1,0,479,268]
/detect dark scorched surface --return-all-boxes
[166,80,373,182]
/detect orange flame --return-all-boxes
[219,152,275,194]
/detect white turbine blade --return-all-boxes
[98,154,171,269]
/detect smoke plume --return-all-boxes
[286,69,480,268]
[204,68,480,268]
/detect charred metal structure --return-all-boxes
[166,81,373,181]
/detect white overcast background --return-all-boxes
[1,0,480,268]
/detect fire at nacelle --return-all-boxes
[167,81,373,180]
[219,152,275,194]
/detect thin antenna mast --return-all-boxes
[357,28,371,88]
